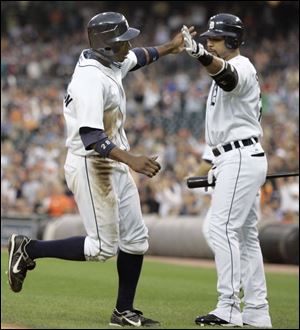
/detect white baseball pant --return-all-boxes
[64,151,149,261]
[206,143,272,327]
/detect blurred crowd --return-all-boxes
[1,1,299,223]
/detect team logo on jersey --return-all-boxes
[64,94,73,107]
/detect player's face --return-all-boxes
[206,37,230,60]
[112,41,131,62]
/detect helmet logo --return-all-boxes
[209,21,215,29]
[101,25,118,34]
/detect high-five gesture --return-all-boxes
[181,25,205,58]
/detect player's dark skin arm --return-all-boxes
[108,147,161,178]
[154,27,196,57]
[117,27,196,66]
[89,142,160,178]
[87,137,160,178]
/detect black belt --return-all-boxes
[212,137,258,157]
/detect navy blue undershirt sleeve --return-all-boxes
[79,126,116,157]
[79,127,106,150]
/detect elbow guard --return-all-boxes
[211,61,238,92]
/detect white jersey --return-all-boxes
[205,55,263,147]
[63,49,138,156]
[202,144,215,163]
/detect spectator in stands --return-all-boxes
[43,181,76,217]
[1,1,298,220]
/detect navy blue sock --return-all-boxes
[116,250,143,312]
[26,236,86,261]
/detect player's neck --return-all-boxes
[87,49,112,68]
[224,49,240,61]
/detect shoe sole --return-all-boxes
[109,321,143,327]
[7,234,16,290]
[196,322,237,327]
[108,322,122,327]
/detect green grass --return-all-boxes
[1,251,299,329]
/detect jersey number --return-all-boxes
[64,94,73,107]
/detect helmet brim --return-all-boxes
[113,27,140,42]
[200,30,237,38]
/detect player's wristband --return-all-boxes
[198,50,213,66]
[132,47,159,69]
[94,137,116,158]
[145,47,159,63]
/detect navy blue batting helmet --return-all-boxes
[87,12,140,59]
[200,13,244,49]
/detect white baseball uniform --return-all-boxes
[205,55,272,327]
[63,50,148,261]
[200,144,214,251]
[201,145,262,252]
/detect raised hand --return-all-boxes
[181,25,205,58]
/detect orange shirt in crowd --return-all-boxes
[48,195,76,217]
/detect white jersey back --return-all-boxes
[63,50,138,156]
[205,55,263,147]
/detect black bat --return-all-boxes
[187,172,299,189]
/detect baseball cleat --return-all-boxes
[195,314,236,327]
[109,308,160,327]
[7,234,36,293]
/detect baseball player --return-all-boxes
[182,14,272,328]
[7,12,193,327]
